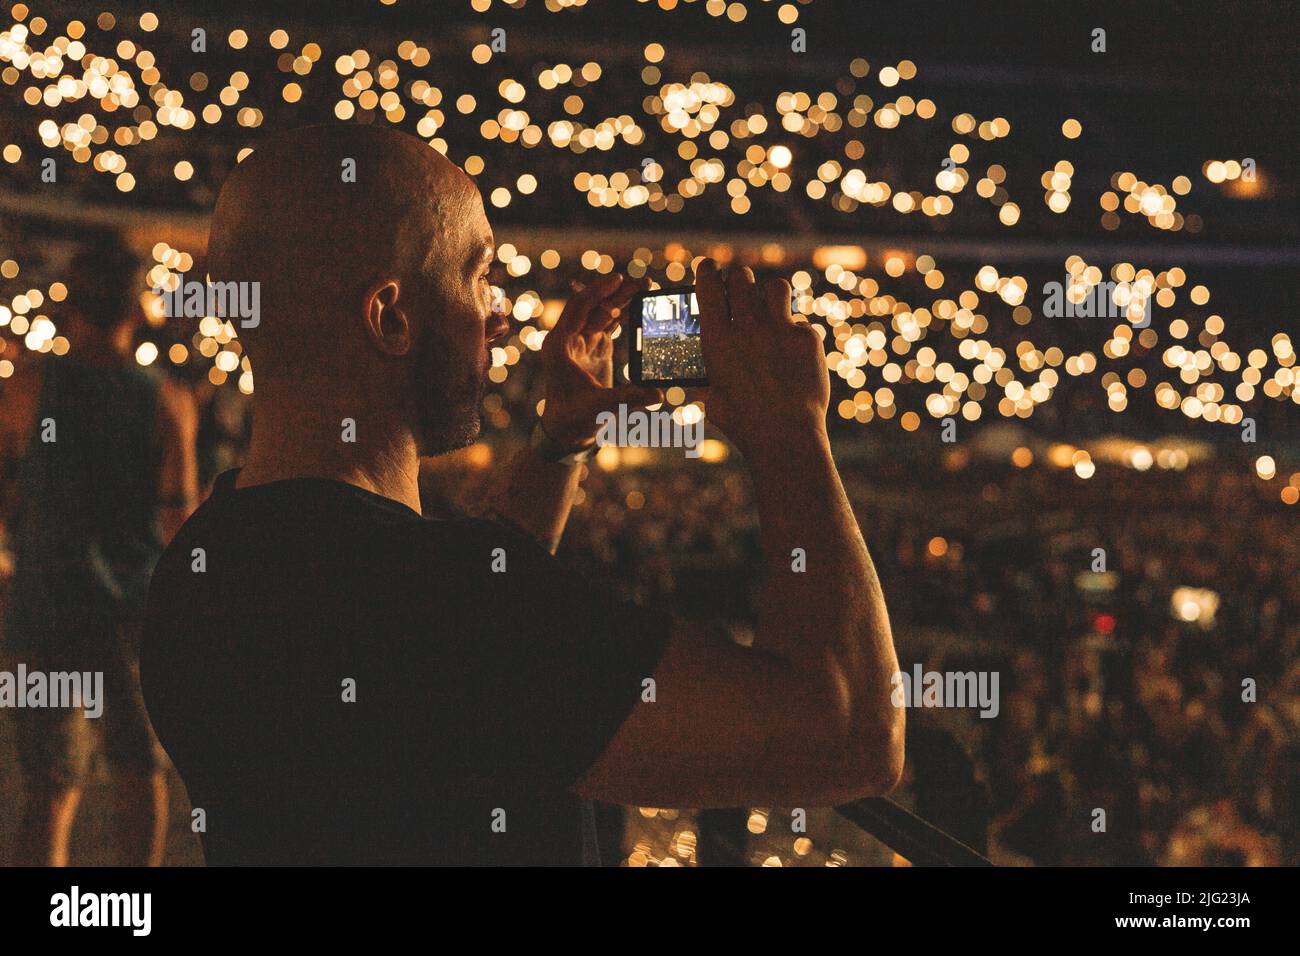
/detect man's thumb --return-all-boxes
[610,385,664,410]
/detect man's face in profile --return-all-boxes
[413,182,509,456]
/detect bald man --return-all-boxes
[140,124,903,866]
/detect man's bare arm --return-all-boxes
[481,446,582,554]
[479,274,658,552]
[575,263,903,808]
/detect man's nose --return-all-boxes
[486,312,509,344]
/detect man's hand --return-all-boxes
[693,259,831,461]
[539,273,662,451]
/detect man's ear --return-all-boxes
[362,278,411,357]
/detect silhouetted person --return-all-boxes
[141,124,903,865]
[0,235,198,865]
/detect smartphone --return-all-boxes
[626,285,708,387]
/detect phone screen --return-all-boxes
[627,286,707,386]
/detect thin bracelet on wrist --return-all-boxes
[530,421,596,466]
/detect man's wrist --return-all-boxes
[530,420,596,466]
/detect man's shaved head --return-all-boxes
[208,124,504,455]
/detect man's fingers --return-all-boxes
[693,258,731,347]
[552,285,585,338]
[726,266,764,326]
[761,275,795,325]
[607,384,664,412]
[557,273,622,337]
[575,273,625,333]
[590,275,647,336]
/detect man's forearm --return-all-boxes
[747,430,900,729]
[483,445,583,554]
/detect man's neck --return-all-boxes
[236,403,423,514]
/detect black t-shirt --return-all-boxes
[140,469,668,865]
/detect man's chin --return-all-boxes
[418,408,481,458]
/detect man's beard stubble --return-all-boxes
[415,345,488,457]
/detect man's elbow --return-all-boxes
[855,708,906,796]
[802,706,905,806]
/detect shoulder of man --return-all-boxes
[415,510,562,579]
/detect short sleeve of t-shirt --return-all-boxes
[406,515,671,789]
